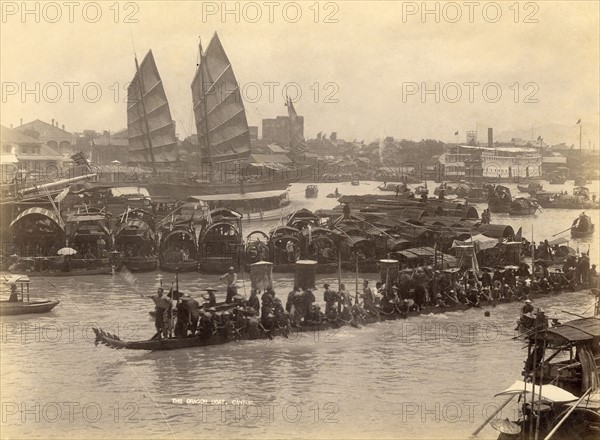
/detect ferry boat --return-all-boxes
[439,145,542,182]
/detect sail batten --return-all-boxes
[127,50,178,164]
[191,33,251,165]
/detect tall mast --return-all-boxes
[135,56,158,175]
[198,38,213,181]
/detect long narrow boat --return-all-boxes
[92,283,592,351]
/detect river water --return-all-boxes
[1,180,598,439]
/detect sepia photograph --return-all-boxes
[0,1,599,439]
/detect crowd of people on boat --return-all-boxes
[147,252,599,340]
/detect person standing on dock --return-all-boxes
[220,267,238,303]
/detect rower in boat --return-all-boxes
[248,289,260,312]
[8,283,19,302]
[202,288,217,308]
[220,267,238,303]
[150,287,172,339]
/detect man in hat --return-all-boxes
[323,283,333,315]
[361,279,374,308]
[435,293,446,308]
[203,288,217,308]
[8,283,19,302]
[150,287,172,339]
[522,299,534,314]
[220,267,238,303]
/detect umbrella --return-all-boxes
[504,265,519,270]
[111,160,121,164]
[57,247,77,256]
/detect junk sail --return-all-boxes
[191,33,251,167]
[127,50,179,167]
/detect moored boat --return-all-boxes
[158,219,199,272]
[509,197,541,216]
[114,208,159,272]
[197,208,243,273]
[305,185,318,198]
[488,185,512,213]
[517,181,543,193]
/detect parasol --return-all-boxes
[57,247,77,256]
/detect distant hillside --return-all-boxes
[496,123,600,148]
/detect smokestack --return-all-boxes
[62,124,65,131]
[56,121,59,127]
[51,118,55,126]
[488,128,493,148]
[20,118,23,126]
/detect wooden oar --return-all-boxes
[470,395,515,437]
[543,387,592,440]
[552,227,571,237]
[561,310,587,319]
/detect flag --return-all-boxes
[54,187,70,204]
[119,265,138,288]
[515,227,522,241]
[71,151,91,172]
[576,119,581,124]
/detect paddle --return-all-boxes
[470,395,515,437]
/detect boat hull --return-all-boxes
[159,260,199,272]
[94,283,593,352]
[124,257,159,272]
[0,300,60,316]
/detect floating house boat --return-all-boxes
[158,219,199,272]
[197,208,243,273]
[114,208,159,272]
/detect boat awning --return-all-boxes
[2,274,31,284]
[539,317,600,343]
[495,380,578,403]
[188,189,287,202]
[66,214,107,222]
[548,237,569,246]
[346,235,370,246]
[109,187,150,198]
[9,207,64,230]
[452,234,498,251]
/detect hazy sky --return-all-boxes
[1,1,598,143]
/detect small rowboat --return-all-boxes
[1,275,60,316]
[1,299,60,316]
